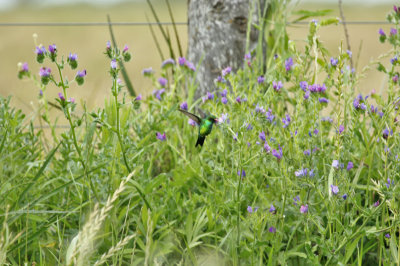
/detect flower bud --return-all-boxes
[75,69,86,85]
[48,44,57,62]
[67,53,78,69]
[39,67,51,85]
[17,62,29,79]
[35,46,46,63]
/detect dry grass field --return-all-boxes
[0,1,396,120]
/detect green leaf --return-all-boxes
[292,9,333,23]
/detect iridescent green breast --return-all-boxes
[199,119,213,136]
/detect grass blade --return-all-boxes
[165,0,183,57]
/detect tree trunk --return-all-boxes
[187,0,265,99]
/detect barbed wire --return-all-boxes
[0,21,393,27]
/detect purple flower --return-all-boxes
[68,97,75,103]
[135,94,142,101]
[319,97,329,104]
[247,206,253,213]
[178,57,186,66]
[76,69,86,78]
[237,169,246,177]
[385,233,390,239]
[257,75,265,84]
[259,131,266,141]
[111,59,117,69]
[272,81,283,92]
[122,44,129,53]
[68,53,77,61]
[300,81,308,91]
[161,58,175,68]
[304,90,310,100]
[346,161,354,171]
[293,195,300,205]
[39,67,51,79]
[233,133,238,141]
[206,91,214,100]
[142,67,154,76]
[309,169,315,177]
[180,102,188,110]
[244,52,251,61]
[300,204,308,214]
[390,28,398,36]
[58,92,65,101]
[221,97,228,104]
[339,124,344,134]
[255,104,265,113]
[272,145,283,160]
[285,57,293,72]
[264,142,271,153]
[391,56,398,65]
[106,41,111,50]
[221,66,232,77]
[282,114,291,128]
[331,185,339,195]
[236,96,242,103]
[265,109,275,122]
[48,44,56,54]
[332,160,339,168]
[188,119,197,126]
[383,128,390,139]
[379,28,386,36]
[35,46,46,55]
[246,123,253,130]
[269,204,276,213]
[393,74,399,83]
[330,57,338,67]
[342,194,348,200]
[313,128,319,135]
[295,168,308,177]
[156,132,166,141]
[153,88,165,100]
[386,178,393,189]
[347,50,352,58]
[220,89,227,97]
[304,150,311,156]
[373,200,379,207]
[268,227,276,233]
[158,77,168,87]
[186,61,196,71]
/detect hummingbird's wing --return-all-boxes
[178,108,201,124]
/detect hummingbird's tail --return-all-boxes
[195,135,205,147]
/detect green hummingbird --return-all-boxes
[179,108,218,147]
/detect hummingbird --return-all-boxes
[178,108,218,147]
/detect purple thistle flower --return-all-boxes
[68,53,77,61]
[257,75,265,84]
[35,46,46,55]
[188,119,197,126]
[135,94,142,101]
[180,102,188,110]
[158,77,168,87]
[285,57,293,72]
[237,169,246,177]
[58,92,65,101]
[111,59,117,69]
[272,145,283,160]
[346,161,354,171]
[379,28,386,36]
[390,28,398,36]
[300,204,308,214]
[178,57,186,66]
[268,226,276,233]
[331,185,339,195]
[385,233,390,239]
[332,160,339,169]
[142,67,154,76]
[330,57,338,67]
[300,81,308,91]
[48,44,56,54]
[373,200,379,207]
[161,58,175,68]
[339,124,344,134]
[272,81,283,92]
[264,142,271,153]
[221,97,228,104]
[221,66,232,77]
[391,56,398,65]
[76,69,86,78]
[156,132,166,141]
[269,204,276,213]
[39,67,51,77]
[259,131,266,141]
[319,97,329,103]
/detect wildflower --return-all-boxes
[319,97,329,104]
[122,45,131,62]
[188,119,197,126]
[68,97,75,103]
[135,94,142,101]
[386,178,393,189]
[342,194,348,200]
[58,92,65,101]
[259,131,266,141]
[309,169,315,177]
[246,123,253,130]
[158,77,168,87]
[269,204,276,213]
[300,204,308,214]
[346,161,354,171]
[379,28,386,42]
[161,58,175,68]
[272,81,283,92]
[257,75,265,84]
[110,59,118,69]
[153,88,165,100]
[75,69,87,86]
[233,133,238,141]
[35,46,46,63]
[268,227,276,233]
[156,132,166,141]
[221,97,228,104]
[266,109,275,122]
[142,67,154,76]
[236,96,242,103]
[247,206,253,213]
[373,200,379,207]
[300,81,308,91]
[391,56,398,65]
[295,168,308,177]
[247,142,251,148]
[332,160,339,169]
[331,185,339,195]
[382,128,392,140]
[272,145,283,160]
[304,149,311,156]
[285,57,293,72]
[330,57,338,67]
[293,195,300,205]
[17,62,29,79]
[221,66,231,77]
[180,102,188,111]
[220,89,227,97]
[207,91,214,100]
[255,104,265,113]
[339,124,344,134]
[304,90,310,100]
[264,141,271,153]
[186,61,196,71]
[67,53,78,69]
[216,75,225,83]
[393,74,399,83]
[390,28,398,36]
[313,128,319,135]
[379,28,385,36]
[385,233,390,239]
[237,169,246,177]
[282,114,291,128]
[39,67,51,85]
[178,57,186,66]
[353,94,367,110]
[347,50,352,58]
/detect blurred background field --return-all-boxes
[0,0,397,119]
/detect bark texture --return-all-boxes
[188,0,264,98]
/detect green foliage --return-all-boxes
[3,4,400,266]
